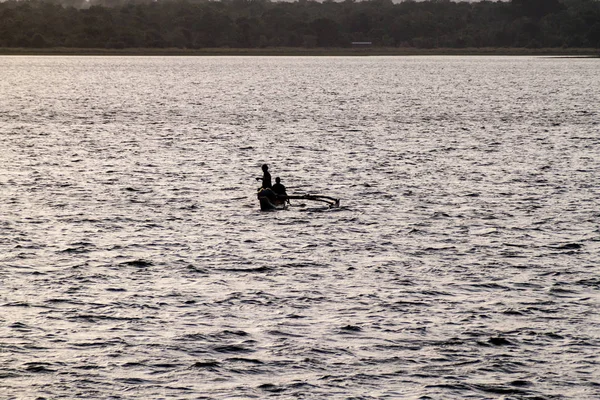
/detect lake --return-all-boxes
[1,55,599,399]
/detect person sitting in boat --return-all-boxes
[272,177,287,197]
[255,164,272,189]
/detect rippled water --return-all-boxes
[1,56,599,399]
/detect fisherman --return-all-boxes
[255,164,272,189]
[272,177,287,197]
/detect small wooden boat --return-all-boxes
[257,188,339,211]
[257,188,288,211]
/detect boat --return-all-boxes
[257,188,340,211]
[257,188,288,211]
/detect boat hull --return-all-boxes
[257,188,287,211]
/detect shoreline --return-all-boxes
[1,47,599,57]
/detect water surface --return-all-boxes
[1,56,599,399]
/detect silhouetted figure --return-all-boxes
[272,177,287,197]
[256,164,272,189]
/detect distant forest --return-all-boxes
[1,0,599,49]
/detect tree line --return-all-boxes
[1,0,599,50]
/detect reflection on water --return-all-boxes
[1,56,599,399]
